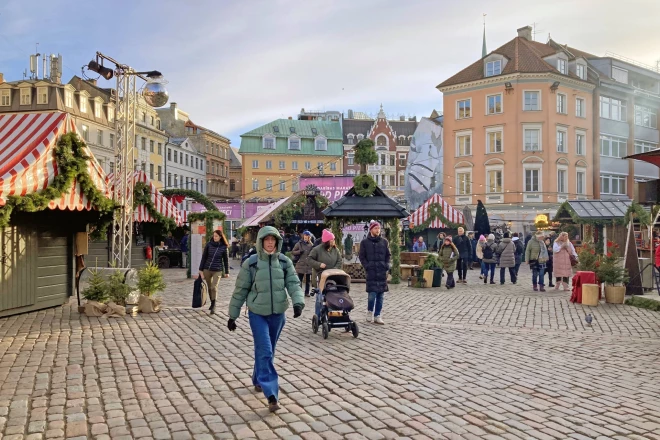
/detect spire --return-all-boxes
[482,14,487,58]
[377,103,386,119]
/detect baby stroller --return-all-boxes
[311,269,358,339]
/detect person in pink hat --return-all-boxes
[359,221,390,325]
[309,229,343,288]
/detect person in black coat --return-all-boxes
[198,230,230,314]
[452,227,473,283]
[359,221,391,325]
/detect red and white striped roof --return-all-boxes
[408,194,464,229]
[106,170,183,226]
[0,112,109,211]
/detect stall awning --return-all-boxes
[559,200,632,221]
[408,194,464,228]
[624,150,660,167]
[0,112,109,210]
[241,197,290,228]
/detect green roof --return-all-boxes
[239,119,343,156]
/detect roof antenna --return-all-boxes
[482,14,487,57]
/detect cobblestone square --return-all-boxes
[1,265,659,439]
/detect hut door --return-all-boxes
[0,226,37,312]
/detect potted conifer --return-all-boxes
[137,262,166,313]
[596,242,629,304]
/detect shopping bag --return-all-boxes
[192,276,208,308]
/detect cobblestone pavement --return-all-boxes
[1,263,660,440]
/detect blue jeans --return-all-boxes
[514,261,521,276]
[368,292,385,317]
[249,311,286,400]
[480,261,487,276]
[532,264,546,286]
[484,262,496,280]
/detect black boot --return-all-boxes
[268,395,280,412]
[209,299,216,314]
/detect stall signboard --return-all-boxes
[299,176,354,202]
[190,202,270,220]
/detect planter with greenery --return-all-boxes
[576,242,599,273]
[107,269,133,306]
[421,254,443,287]
[81,268,109,316]
[137,262,166,313]
[596,242,629,304]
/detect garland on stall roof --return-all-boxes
[353,174,377,197]
[272,193,329,228]
[160,189,218,212]
[385,218,401,284]
[623,201,652,226]
[410,203,465,232]
[133,182,177,232]
[0,132,116,229]
[188,210,227,242]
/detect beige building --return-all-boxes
[229,147,243,199]
[135,96,168,189]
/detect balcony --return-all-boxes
[368,165,396,173]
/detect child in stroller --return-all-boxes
[311,269,359,339]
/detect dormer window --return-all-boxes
[314,137,327,151]
[289,127,296,134]
[576,63,587,80]
[311,128,318,135]
[107,105,114,123]
[79,96,87,113]
[94,102,101,118]
[37,87,48,105]
[273,126,280,133]
[263,135,276,150]
[65,90,73,108]
[20,88,31,105]
[0,89,10,106]
[357,134,364,141]
[557,59,567,75]
[288,136,301,150]
[485,60,501,77]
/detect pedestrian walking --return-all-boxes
[359,221,391,325]
[230,235,239,259]
[512,232,524,276]
[544,237,555,287]
[180,230,189,268]
[434,232,446,252]
[553,232,577,291]
[496,232,517,285]
[309,229,343,288]
[198,230,229,314]
[525,231,548,291]
[438,236,459,289]
[413,236,427,252]
[227,226,304,412]
[476,234,486,279]
[291,231,314,297]
[452,227,472,283]
[481,234,497,284]
[468,232,478,269]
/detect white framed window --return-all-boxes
[288,136,300,150]
[634,105,657,129]
[292,161,298,170]
[600,135,627,158]
[79,96,87,113]
[576,131,586,156]
[576,169,586,195]
[576,98,586,118]
[557,93,567,114]
[292,179,299,192]
[37,87,48,105]
[389,154,395,167]
[109,133,114,149]
[456,171,472,195]
[347,169,356,176]
[20,88,31,105]
[279,180,286,191]
[305,161,311,170]
[347,134,355,145]
[0,89,10,106]
[252,160,259,169]
[97,130,103,145]
[557,58,567,75]
[330,162,336,171]
[600,96,626,121]
[81,124,89,142]
[557,167,567,194]
[486,128,503,153]
[347,153,354,166]
[357,134,364,141]
[485,60,501,77]
[65,90,73,108]
[634,140,658,154]
[266,179,273,191]
[523,125,542,151]
[398,153,406,166]
[279,161,285,170]
[107,106,114,123]
[523,90,540,111]
[94,102,101,118]
[266,160,272,169]
[556,129,567,153]
[150,140,154,153]
[252,179,259,191]
[486,168,503,193]
[149,163,154,181]
[315,137,327,151]
[601,174,626,195]
[612,66,628,83]
[456,132,472,156]
[263,136,275,150]
[157,166,162,182]
[486,94,502,115]
[524,168,540,192]
[576,64,587,80]
[456,99,471,119]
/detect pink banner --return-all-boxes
[299,176,354,202]
[190,202,270,220]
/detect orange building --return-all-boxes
[437,26,596,225]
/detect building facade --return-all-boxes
[229,147,243,199]
[239,118,344,198]
[135,96,168,189]
[165,137,207,199]
[342,106,417,195]
[437,26,596,223]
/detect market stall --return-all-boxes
[407,193,465,252]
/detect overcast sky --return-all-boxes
[2,0,660,146]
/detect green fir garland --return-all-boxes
[329,218,344,254]
[160,189,218,212]
[410,203,465,232]
[624,201,652,226]
[386,218,401,284]
[188,210,227,242]
[353,174,377,197]
[272,194,329,228]
[133,182,177,232]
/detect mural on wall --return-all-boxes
[404,116,444,211]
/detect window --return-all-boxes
[266,179,273,191]
[600,96,626,121]
[330,162,336,171]
[288,137,300,150]
[576,170,586,195]
[577,64,587,80]
[108,107,114,123]
[292,179,299,192]
[158,143,162,155]
[456,172,471,195]
[380,153,386,165]
[157,166,162,182]
[357,134,364,141]
[556,129,567,153]
[289,127,295,134]
[389,155,395,167]
[347,153,354,166]
[601,174,626,195]
[486,60,501,77]
[557,94,567,114]
[230,179,236,191]
[576,98,585,117]
[167,149,171,161]
[524,169,540,192]
[20,88,31,105]
[252,160,258,169]
[156,120,160,129]
[557,59,567,75]
[486,130,502,153]
[600,135,627,158]
[141,137,146,151]
[150,140,154,153]
[279,161,285,170]
[317,162,324,171]
[79,95,87,113]
[185,154,189,166]
[82,125,89,142]
[37,87,48,105]
[487,169,502,193]
[398,154,406,167]
[141,112,146,123]
[150,116,154,126]
[109,162,114,174]
[149,164,154,180]
[305,161,311,170]
[456,99,471,119]
[109,133,114,149]
[174,152,178,163]
[315,138,327,151]
[635,105,657,129]
[174,174,178,188]
[263,136,275,149]
[611,66,628,83]
[557,169,567,194]
[266,160,272,169]
[576,132,585,155]
[1,89,10,106]
[141,162,146,172]
[94,102,101,118]
[167,173,172,187]
[634,140,658,154]
[279,180,286,191]
[486,94,502,114]
[348,135,355,145]
[289,161,297,171]
[347,169,356,176]
[524,128,541,151]
[523,91,540,111]
[97,130,103,145]
[252,180,259,191]
[200,160,203,172]
[65,90,73,108]
[389,175,395,187]
[457,134,471,156]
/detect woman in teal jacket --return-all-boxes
[227,226,304,412]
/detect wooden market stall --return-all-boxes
[406,193,465,254]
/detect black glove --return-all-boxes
[293,305,303,318]
[227,319,237,331]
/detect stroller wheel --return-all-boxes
[351,322,359,338]
[344,326,351,332]
[321,322,329,339]
[312,315,319,334]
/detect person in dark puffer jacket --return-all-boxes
[359,221,391,325]
[198,230,229,314]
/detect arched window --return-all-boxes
[376,135,388,147]
[347,134,355,145]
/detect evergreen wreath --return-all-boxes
[410,203,465,232]
[353,174,377,197]
[0,132,116,229]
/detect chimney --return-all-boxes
[0,73,4,84]
[517,26,533,41]
[170,102,177,110]
[288,116,292,120]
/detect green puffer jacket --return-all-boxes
[228,226,304,319]
[438,243,459,272]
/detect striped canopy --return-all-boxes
[408,193,464,229]
[0,112,109,211]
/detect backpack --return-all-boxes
[245,253,289,289]
[241,247,257,265]
[482,243,494,260]
[514,240,524,256]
